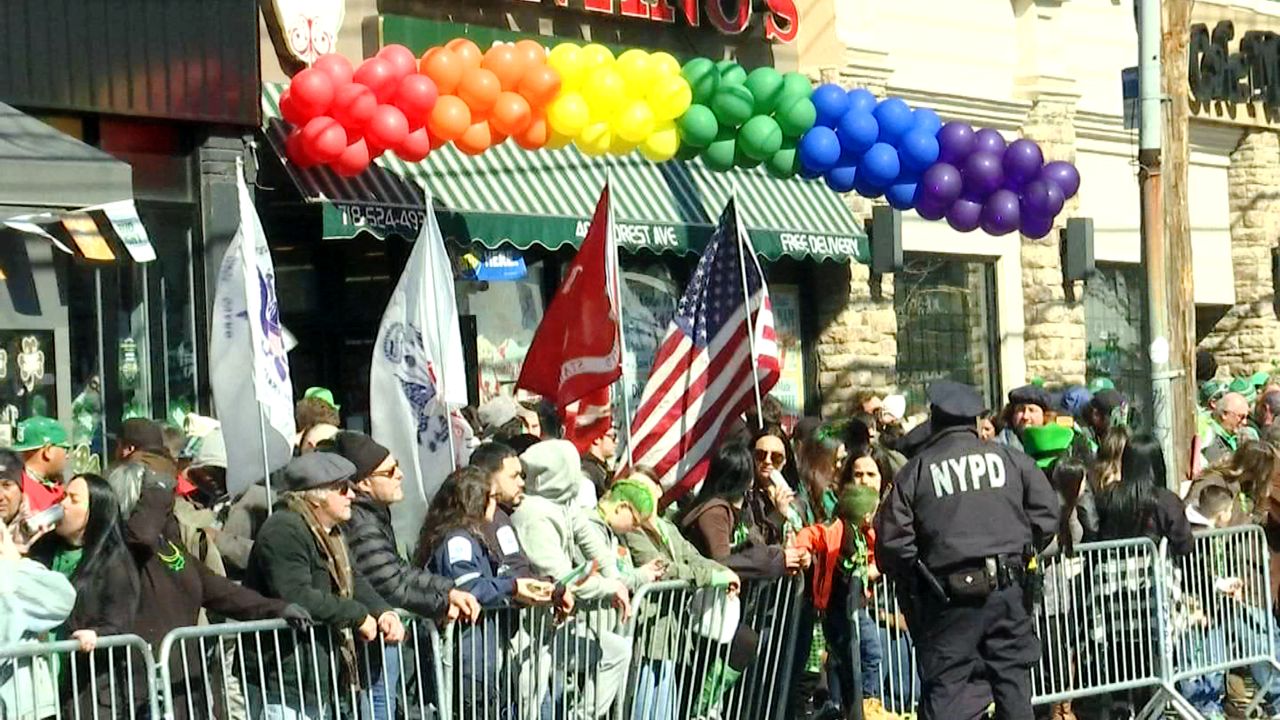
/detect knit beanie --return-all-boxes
[329,431,391,480]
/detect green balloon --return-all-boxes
[765,140,799,179]
[675,142,702,162]
[703,136,737,172]
[710,85,755,129]
[682,58,720,106]
[716,60,748,87]
[744,67,785,116]
[738,115,783,161]
[677,104,719,148]
[733,142,763,169]
[774,94,817,137]
[780,71,812,100]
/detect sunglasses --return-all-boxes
[754,448,786,466]
[368,464,402,480]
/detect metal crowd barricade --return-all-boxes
[156,614,441,720]
[618,575,803,720]
[429,597,628,720]
[865,573,919,715]
[0,634,158,719]
[1158,525,1280,718]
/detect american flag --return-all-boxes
[627,199,780,505]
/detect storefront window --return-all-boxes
[770,284,806,416]
[619,256,681,411]
[894,254,1001,411]
[137,203,200,426]
[457,260,546,403]
[1085,264,1149,425]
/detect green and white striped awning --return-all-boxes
[262,84,865,262]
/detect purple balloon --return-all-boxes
[1003,139,1044,187]
[1020,213,1055,239]
[1041,161,1081,199]
[980,190,1021,236]
[972,128,1007,156]
[937,122,976,166]
[946,198,983,233]
[1021,179,1066,218]
[962,152,1004,199]
[916,198,950,221]
[919,163,964,206]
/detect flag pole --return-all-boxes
[731,186,765,430]
[421,188,458,477]
[257,407,274,515]
[605,174,636,468]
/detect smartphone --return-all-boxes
[559,559,599,587]
[23,504,64,536]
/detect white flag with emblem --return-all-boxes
[210,167,297,496]
[370,196,469,545]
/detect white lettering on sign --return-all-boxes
[575,221,680,248]
[929,453,1008,498]
[513,0,799,42]
[779,233,858,257]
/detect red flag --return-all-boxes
[517,186,621,415]
[563,386,613,454]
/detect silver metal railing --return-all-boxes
[0,634,158,720]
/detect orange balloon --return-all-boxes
[482,45,525,92]
[428,95,471,141]
[515,115,549,150]
[445,38,483,71]
[490,92,532,135]
[517,65,562,108]
[514,39,547,67]
[458,68,501,114]
[455,121,493,155]
[420,48,465,95]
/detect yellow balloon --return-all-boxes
[615,49,652,98]
[577,121,614,156]
[547,43,585,92]
[647,74,692,121]
[583,68,627,121]
[649,51,682,78]
[545,128,574,150]
[613,100,654,143]
[547,92,590,138]
[579,43,615,71]
[640,121,679,162]
[611,138,640,156]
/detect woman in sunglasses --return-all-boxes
[743,427,804,546]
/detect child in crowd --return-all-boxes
[791,484,888,719]
[1186,484,1235,532]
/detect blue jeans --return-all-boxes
[858,608,884,699]
[630,659,676,720]
[358,646,402,720]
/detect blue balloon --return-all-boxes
[798,127,842,173]
[886,182,919,210]
[835,111,878,159]
[912,108,943,136]
[846,88,877,115]
[799,166,823,181]
[854,172,885,199]
[812,84,852,128]
[898,130,940,173]
[873,97,915,145]
[859,142,901,187]
[825,165,858,193]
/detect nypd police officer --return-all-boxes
[875,381,1058,720]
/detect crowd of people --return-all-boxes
[1,356,1280,720]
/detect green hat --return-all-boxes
[837,484,879,525]
[1087,377,1115,393]
[1021,424,1075,469]
[1200,380,1227,405]
[304,387,340,412]
[1251,371,1271,388]
[12,417,70,452]
[1229,377,1257,404]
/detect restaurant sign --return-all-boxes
[511,0,799,42]
[1189,20,1280,114]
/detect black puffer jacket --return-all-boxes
[346,493,453,620]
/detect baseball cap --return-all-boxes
[12,417,70,452]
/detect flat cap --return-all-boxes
[1008,384,1051,410]
[281,452,356,492]
[927,380,986,419]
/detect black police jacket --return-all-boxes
[874,425,1059,578]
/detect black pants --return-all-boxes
[904,584,1039,720]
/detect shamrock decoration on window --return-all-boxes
[17,336,44,394]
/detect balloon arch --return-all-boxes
[281,40,1079,238]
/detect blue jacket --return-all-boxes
[428,529,516,608]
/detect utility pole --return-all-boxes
[1138,0,1195,487]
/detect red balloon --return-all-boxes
[393,75,439,130]
[278,88,307,126]
[378,44,420,81]
[366,105,410,150]
[290,68,335,119]
[353,57,399,103]
[312,54,354,87]
[397,128,432,162]
[335,138,372,177]
[331,82,377,134]
[429,132,448,150]
[300,116,347,164]
[285,128,317,167]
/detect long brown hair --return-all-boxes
[413,466,492,568]
[1207,441,1280,517]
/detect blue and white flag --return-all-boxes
[371,194,469,544]
[210,166,297,497]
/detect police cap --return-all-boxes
[1008,384,1051,410]
[926,380,987,419]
